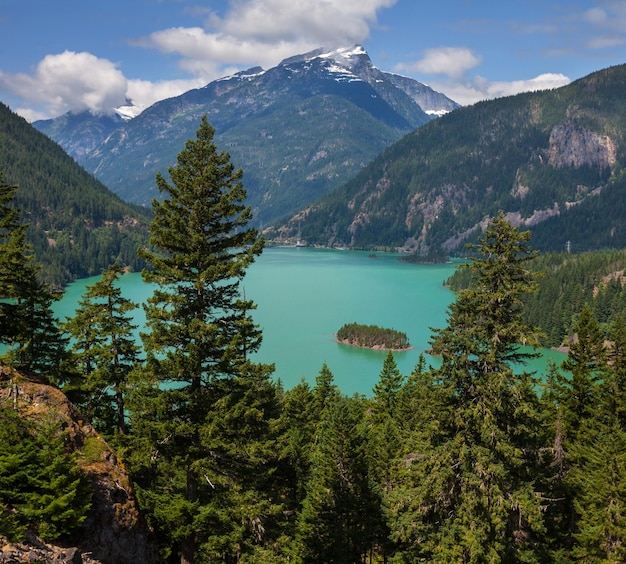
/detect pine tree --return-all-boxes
[387,212,546,562]
[312,362,339,414]
[62,263,140,436]
[294,396,385,563]
[127,116,279,564]
[0,173,68,381]
[0,408,91,542]
[372,350,405,419]
[548,309,626,560]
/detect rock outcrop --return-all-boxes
[0,368,161,564]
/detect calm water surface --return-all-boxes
[54,247,564,396]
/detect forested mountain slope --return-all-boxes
[274,63,626,254]
[448,247,626,347]
[0,103,149,284]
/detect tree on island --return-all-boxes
[127,116,281,564]
[336,322,410,350]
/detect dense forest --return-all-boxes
[448,247,626,348]
[0,103,150,285]
[2,119,626,563]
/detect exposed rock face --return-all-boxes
[547,121,617,170]
[0,369,161,564]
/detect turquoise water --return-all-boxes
[53,247,564,396]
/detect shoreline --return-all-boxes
[334,337,414,352]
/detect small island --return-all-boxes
[336,322,412,351]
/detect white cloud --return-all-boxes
[396,47,483,81]
[137,0,398,75]
[421,73,571,107]
[393,45,570,106]
[580,1,626,50]
[4,0,398,120]
[0,51,128,118]
[125,77,209,114]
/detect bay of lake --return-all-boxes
[53,246,565,396]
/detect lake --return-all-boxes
[53,246,564,396]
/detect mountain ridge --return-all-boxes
[34,45,458,226]
[271,63,626,254]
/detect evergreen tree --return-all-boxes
[556,306,607,438]
[0,173,68,381]
[312,362,339,414]
[0,407,91,542]
[127,116,279,564]
[388,212,546,562]
[62,263,140,436]
[372,350,405,419]
[294,396,385,563]
[547,308,626,560]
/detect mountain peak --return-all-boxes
[280,45,370,69]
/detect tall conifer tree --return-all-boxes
[0,173,67,381]
[388,212,546,562]
[127,117,279,564]
[63,263,139,436]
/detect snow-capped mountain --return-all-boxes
[35,46,458,226]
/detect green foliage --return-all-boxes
[386,213,546,562]
[0,103,150,285]
[62,263,140,436]
[127,116,281,563]
[0,407,91,542]
[336,322,410,350]
[372,350,405,418]
[0,173,70,381]
[294,395,386,563]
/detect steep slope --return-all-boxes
[0,103,149,285]
[273,63,626,254]
[0,367,160,563]
[36,46,456,226]
[35,110,126,161]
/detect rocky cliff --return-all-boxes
[0,368,161,564]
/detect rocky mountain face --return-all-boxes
[34,46,457,226]
[272,63,626,254]
[34,111,126,161]
[0,368,160,564]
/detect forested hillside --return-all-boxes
[274,63,626,254]
[449,247,626,348]
[0,103,149,284]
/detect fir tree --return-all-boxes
[0,173,68,381]
[372,350,405,419]
[62,263,140,436]
[127,116,279,564]
[294,396,386,563]
[388,212,546,562]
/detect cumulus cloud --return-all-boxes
[396,47,483,81]
[394,46,570,106]
[136,0,398,76]
[124,77,208,115]
[0,51,128,118]
[4,0,398,120]
[415,73,571,107]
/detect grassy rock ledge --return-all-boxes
[336,322,412,351]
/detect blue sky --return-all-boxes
[2,0,626,121]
